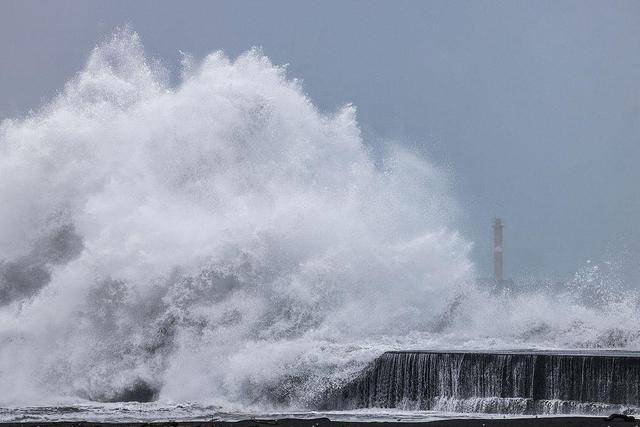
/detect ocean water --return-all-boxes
[1,29,639,420]
[0,403,547,424]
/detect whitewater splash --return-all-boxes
[0,29,639,410]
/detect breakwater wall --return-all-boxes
[325,350,640,414]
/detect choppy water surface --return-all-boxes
[0,403,544,424]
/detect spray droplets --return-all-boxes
[0,29,470,406]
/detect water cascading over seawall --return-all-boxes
[326,350,640,415]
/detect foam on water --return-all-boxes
[0,403,487,424]
[0,29,639,413]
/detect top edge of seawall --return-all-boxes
[384,349,640,357]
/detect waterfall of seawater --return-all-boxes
[326,351,640,415]
[1,29,640,414]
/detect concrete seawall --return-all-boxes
[325,350,640,415]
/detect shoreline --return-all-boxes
[4,416,636,427]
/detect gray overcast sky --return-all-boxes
[1,0,639,280]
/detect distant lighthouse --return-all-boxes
[493,218,504,282]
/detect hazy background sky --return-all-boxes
[1,0,639,280]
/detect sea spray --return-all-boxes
[1,29,640,411]
[0,29,471,406]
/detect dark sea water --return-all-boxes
[0,404,496,424]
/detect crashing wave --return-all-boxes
[0,29,639,410]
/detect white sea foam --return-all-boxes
[0,29,638,409]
